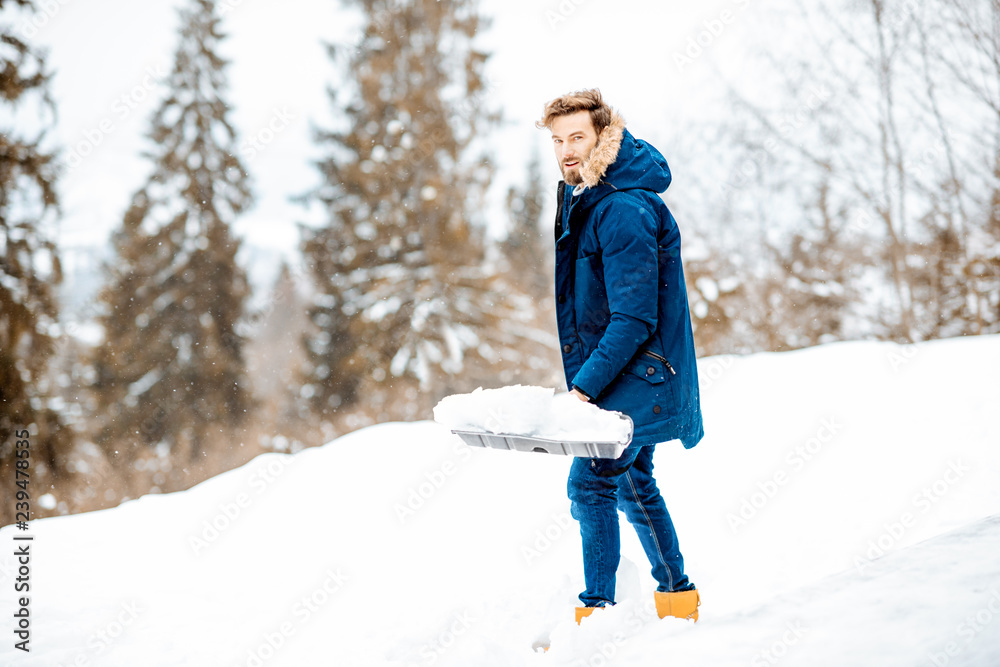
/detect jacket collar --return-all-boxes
[573,110,626,195]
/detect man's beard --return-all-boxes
[561,148,592,185]
[563,167,583,186]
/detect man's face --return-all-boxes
[550,110,599,186]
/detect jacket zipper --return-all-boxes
[642,350,676,375]
[554,181,566,242]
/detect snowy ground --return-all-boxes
[2,335,999,666]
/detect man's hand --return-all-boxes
[569,387,590,402]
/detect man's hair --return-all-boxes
[536,88,612,135]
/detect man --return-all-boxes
[537,89,704,624]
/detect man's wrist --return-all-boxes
[571,386,592,401]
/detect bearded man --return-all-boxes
[537,89,704,623]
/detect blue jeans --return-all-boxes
[568,445,692,607]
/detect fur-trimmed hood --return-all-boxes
[573,110,672,200]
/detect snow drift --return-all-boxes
[1,335,999,667]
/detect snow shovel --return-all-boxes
[450,413,633,459]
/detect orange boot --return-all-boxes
[654,588,700,622]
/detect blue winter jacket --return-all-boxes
[554,113,704,449]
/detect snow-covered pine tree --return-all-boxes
[302,0,531,423]
[495,151,563,388]
[502,150,550,301]
[90,0,252,465]
[0,0,74,507]
[245,262,311,443]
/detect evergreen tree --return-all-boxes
[502,150,550,300]
[494,150,563,388]
[0,0,73,502]
[91,0,253,464]
[302,0,524,422]
[245,262,311,439]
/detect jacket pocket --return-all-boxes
[626,351,679,422]
[627,353,667,384]
[640,350,676,377]
[599,354,673,424]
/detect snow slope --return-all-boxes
[2,335,999,666]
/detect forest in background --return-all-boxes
[1,0,997,522]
